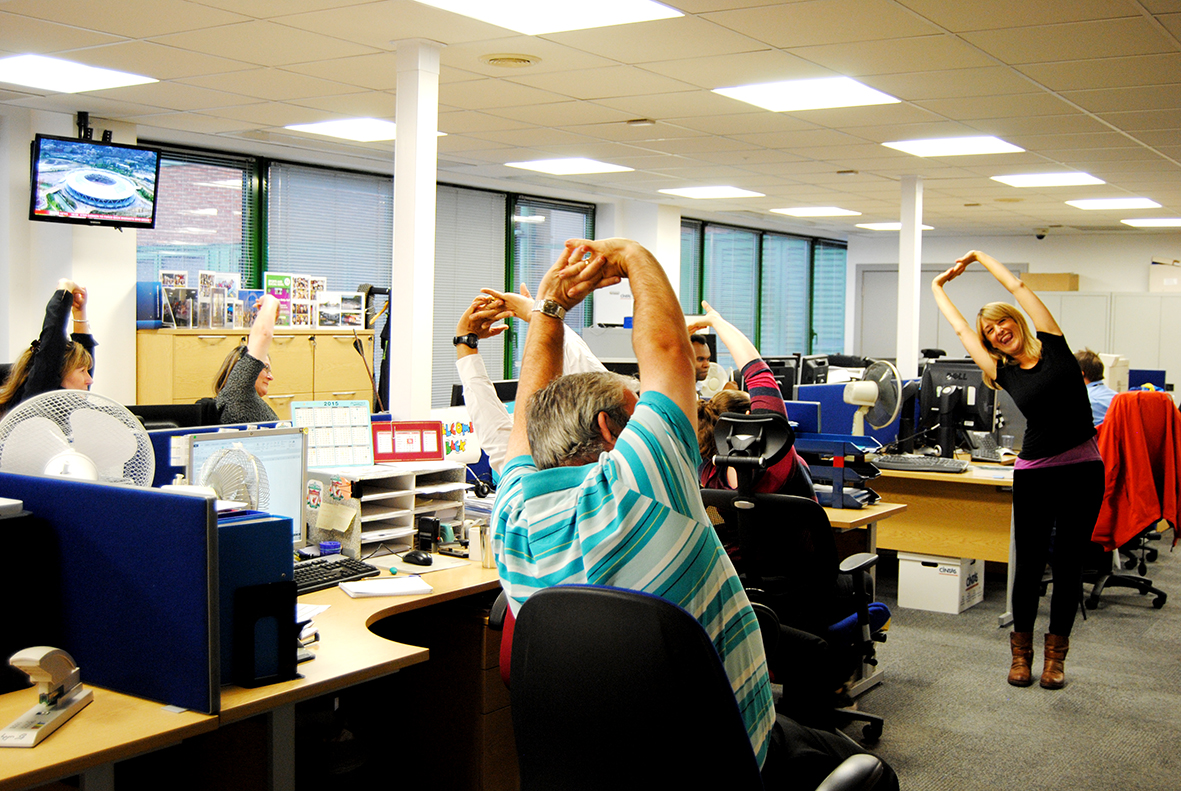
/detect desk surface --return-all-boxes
[878,465,1014,487]
[825,501,907,530]
[0,686,216,791]
[219,561,501,724]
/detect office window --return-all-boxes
[811,242,847,354]
[680,220,703,316]
[432,185,507,408]
[136,149,259,285]
[508,196,595,376]
[702,225,759,369]
[760,234,810,356]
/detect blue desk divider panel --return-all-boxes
[784,401,821,434]
[797,382,906,446]
[0,473,218,714]
[149,421,280,488]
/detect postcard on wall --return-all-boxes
[199,270,240,302]
[310,276,327,301]
[197,300,212,328]
[164,287,197,328]
[160,270,188,288]
[228,299,241,329]
[264,272,294,326]
[211,286,228,328]
[341,292,364,327]
[316,291,342,327]
[239,289,264,326]
[292,300,314,327]
[293,275,312,301]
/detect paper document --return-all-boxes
[339,576,434,598]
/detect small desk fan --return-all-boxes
[0,390,155,486]
[843,360,903,436]
[197,446,270,510]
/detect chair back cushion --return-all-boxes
[510,585,764,791]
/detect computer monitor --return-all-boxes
[187,426,309,545]
[758,356,799,400]
[127,402,218,430]
[450,379,519,407]
[918,359,997,458]
[799,354,829,384]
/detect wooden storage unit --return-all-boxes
[136,328,374,420]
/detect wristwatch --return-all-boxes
[532,298,566,321]
[453,333,479,350]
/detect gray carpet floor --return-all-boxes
[845,541,1181,791]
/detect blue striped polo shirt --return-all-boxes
[492,390,775,767]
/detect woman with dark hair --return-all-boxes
[213,294,279,424]
[0,279,95,418]
[933,249,1101,690]
[692,302,814,502]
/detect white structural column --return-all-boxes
[896,175,923,379]
[388,39,442,418]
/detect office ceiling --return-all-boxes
[3,0,1181,240]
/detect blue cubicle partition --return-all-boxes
[0,473,219,714]
[1129,369,1167,390]
[796,382,907,446]
[148,421,281,488]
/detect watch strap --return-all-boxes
[532,299,566,321]
[453,333,479,349]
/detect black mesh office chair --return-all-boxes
[701,412,890,742]
[509,585,885,791]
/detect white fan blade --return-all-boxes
[0,417,69,476]
[69,409,137,481]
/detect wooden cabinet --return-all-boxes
[136,328,374,419]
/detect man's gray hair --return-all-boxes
[527,371,639,470]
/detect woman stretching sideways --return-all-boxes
[932,250,1102,690]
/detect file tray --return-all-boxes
[794,433,883,510]
[794,433,883,458]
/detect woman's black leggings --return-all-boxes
[1011,460,1105,636]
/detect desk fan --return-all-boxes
[699,363,729,399]
[843,361,903,436]
[0,390,154,486]
[197,446,270,510]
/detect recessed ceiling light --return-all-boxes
[413,0,681,35]
[1121,218,1181,227]
[285,118,399,142]
[506,158,633,175]
[855,222,934,231]
[992,172,1104,188]
[659,186,765,199]
[713,77,899,113]
[0,54,156,93]
[771,207,862,217]
[882,136,1024,157]
[1067,197,1161,210]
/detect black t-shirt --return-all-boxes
[994,332,1096,460]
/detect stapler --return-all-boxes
[0,647,95,748]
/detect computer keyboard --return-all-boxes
[873,454,971,474]
[295,554,382,595]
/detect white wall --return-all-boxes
[1,107,138,403]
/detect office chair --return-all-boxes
[701,412,889,742]
[1083,390,1177,610]
[509,585,885,791]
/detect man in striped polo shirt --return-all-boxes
[492,236,778,767]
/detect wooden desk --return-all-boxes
[0,687,216,791]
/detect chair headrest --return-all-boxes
[711,412,793,471]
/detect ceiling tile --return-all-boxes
[130,111,266,135]
[150,21,379,68]
[557,121,706,144]
[202,101,340,127]
[289,91,396,117]
[440,79,571,111]
[0,11,122,53]
[1063,85,1181,113]
[90,82,261,112]
[867,66,1041,100]
[915,92,1078,120]
[78,42,257,81]
[595,89,758,120]
[545,15,766,65]
[276,0,516,50]
[788,35,996,77]
[1098,108,1181,131]
[284,52,401,90]
[705,0,943,47]
[506,66,696,101]
[482,101,634,128]
[894,0,1138,32]
[670,112,818,136]
[1017,53,1181,92]
[2,0,250,38]
[960,18,1174,64]
[189,0,374,18]
[641,49,831,90]
[177,68,361,101]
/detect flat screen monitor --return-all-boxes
[187,426,309,545]
[758,356,799,400]
[29,133,162,229]
[918,359,997,457]
[799,354,829,384]
[450,379,519,407]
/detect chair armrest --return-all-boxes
[489,589,508,631]
[839,552,878,575]
[814,753,884,791]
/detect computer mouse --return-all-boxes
[403,549,433,566]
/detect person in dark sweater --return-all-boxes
[933,250,1101,691]
[0,280,95,418]
[213,293,279,424]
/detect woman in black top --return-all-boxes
[933,250,1102,691]
[0,280,95,418]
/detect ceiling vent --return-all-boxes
[480,53,541,68]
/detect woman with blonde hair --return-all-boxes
[0,279,95,417]
[933,250,1101,690]
[213,293,279,424]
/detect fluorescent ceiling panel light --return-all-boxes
[0,54,156,93]
[1121,218,1181,227]
[413,0,681,35]
[505,158,633,175]
[659,186,765,199]
[992,172,1104,188]
[771,207,861,217]
[855,222,934,231]
[882,136,1023,157]
[1067,197,1160,210]
[714,77,898,113]
[285,118,400,142]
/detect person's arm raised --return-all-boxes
[957,249,1061,336]
[687,300,758,370]
[247,294,279,362]
[932,264,996,380]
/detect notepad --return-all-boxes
[339,576,434,598]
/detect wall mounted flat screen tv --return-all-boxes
[29,134,162,229]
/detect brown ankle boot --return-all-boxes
[1040,633,1069,689]
[1008,632,1034,687]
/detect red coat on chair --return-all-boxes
[1092,390,1181,550]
